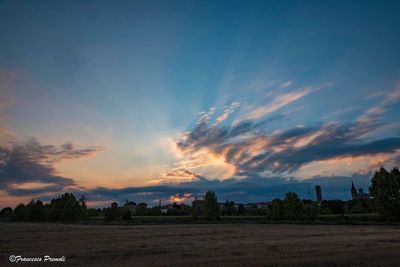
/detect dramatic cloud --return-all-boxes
[175,87,400,179]
[0,137,102,196]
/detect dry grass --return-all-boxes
[1,223,400,266]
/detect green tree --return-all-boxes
[26,200,46,221]
[48,193,86,222]
[136,203,147,216]
[350,200,368,214]
[321,200,345,214]
[87,208,100,217]
[222,201,236,215]
[269,198,283,220]
[13,203,27,221]
[283,192,304,220]
[204,190,220,219]
[237,204,246,215]
[104,202,121,222]
[370,167,400,220]
[304,202,319,220]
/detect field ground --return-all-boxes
[1,223,400,266]
[84,213,386,225]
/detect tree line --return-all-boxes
[0,193,87,222]
[1,167,399,222]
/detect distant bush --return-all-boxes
[122,209,132,221]
[0,207,13,221]
[283,192,304,220]
[104,202,121,222]
[303,202,319,220]
[87,208,100,217]
[321,200,345,214]
[268,199,284,220]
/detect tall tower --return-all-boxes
[315,185,322,206]
[351,181,358,200]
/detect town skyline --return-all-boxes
[1,0,400,207]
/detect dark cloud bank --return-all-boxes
[81,173,373,206]
[0,137,100,197]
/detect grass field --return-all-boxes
[1,223,400,266]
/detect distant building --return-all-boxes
[351,181,370,200]
[243,203,256,209]
[138,202,147,208]
[124,201,137,215]
[315,185,322,206]
[161,209,168,214]
[256,202,268,209]
[160,204,173,214]
[242,202,268,209]
[164,204,174,209]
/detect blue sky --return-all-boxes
[1,0,400,207]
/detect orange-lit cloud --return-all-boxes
[168,193,193,203]
[295,150,400,179]
[0,127,15,144]
[150,146,237,185]
[214,100,241,125]
[174,82,400,180]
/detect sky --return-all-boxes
[1,0,400,207]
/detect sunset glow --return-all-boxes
[1,0,400,207]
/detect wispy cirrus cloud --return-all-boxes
[357,85,400,131]
[234,85,322,124]
[280,80,293,88]
[214,100,241,125]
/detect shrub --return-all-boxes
[122,209,132,221]
[0,207,13,221]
